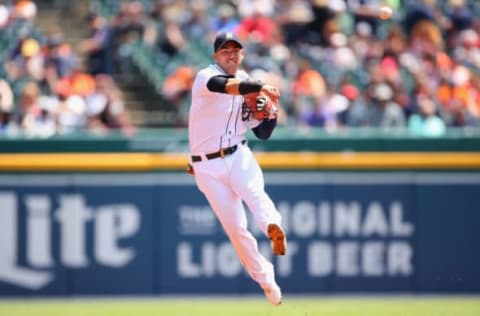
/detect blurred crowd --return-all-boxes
[0,0,134,137]
[1,0,480,137]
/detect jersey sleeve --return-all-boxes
[252,118,277,139]
[192,69,214,97]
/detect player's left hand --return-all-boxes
[244,92,278,120]
[260,84,280,104]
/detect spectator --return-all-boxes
[347,0,384,37]
[43,28,76,77]
[78,13,115,75]
[6,37,44,82]
[111,1,146,79]
[17,81,57,137]
[446,0,473,33]
[183,2,210,40]
[290,58,326,121]
[365,82,406,128]
[162,65,195,98]
[236,0,276,18]
[291,58,326,98]
[436,63,479,124]
[275,0,312,46]
[403,0,437,37]
[69,67,96,97]
[57,94,87,134]
[453,29,480,69]
[236,4,277,43]
[301,90,348,130]
[0,79,14,114]
[209,3,239,34]
[0,79,15,134]
[307,0,341,46]
[0,109,12,133]
[325,32,358,71]
[14,0,37,22]
[86,74,134,135]
[350,21,377,61]
[408,94,446,136]
[0,3,10,28]
[154,16,188,58]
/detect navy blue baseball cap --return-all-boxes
[213,32,243,52]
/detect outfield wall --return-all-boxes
[0,171,479,296]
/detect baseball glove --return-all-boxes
[243,92,279,120]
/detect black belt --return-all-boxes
[191,140,246,162]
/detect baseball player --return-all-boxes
[187,31,287,306]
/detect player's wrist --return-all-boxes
[239,81,264,95]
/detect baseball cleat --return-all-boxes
[263,284,282,306]
[268,224,287,256]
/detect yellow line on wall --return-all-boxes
[0,153,181,171]
[254,152,480,169]
[0,152,479,171]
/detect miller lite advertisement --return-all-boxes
[0,172,479,296]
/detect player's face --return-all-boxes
[213,42,244,75]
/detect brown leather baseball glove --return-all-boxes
[243,92,279,120]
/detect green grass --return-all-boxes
[0,296,479,316]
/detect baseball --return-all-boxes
[378,6,393,20]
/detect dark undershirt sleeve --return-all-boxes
[252,118,277,140]
[206,75,234,93]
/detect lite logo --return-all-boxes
[0,192,140,290]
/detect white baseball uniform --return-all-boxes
[188,63,282,290]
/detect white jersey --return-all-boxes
[188,64,260,155]
[187,63,284,303]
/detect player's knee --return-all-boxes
[223,222,248,237]
[242,189,267,205]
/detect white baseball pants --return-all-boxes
[192,143,282,289]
